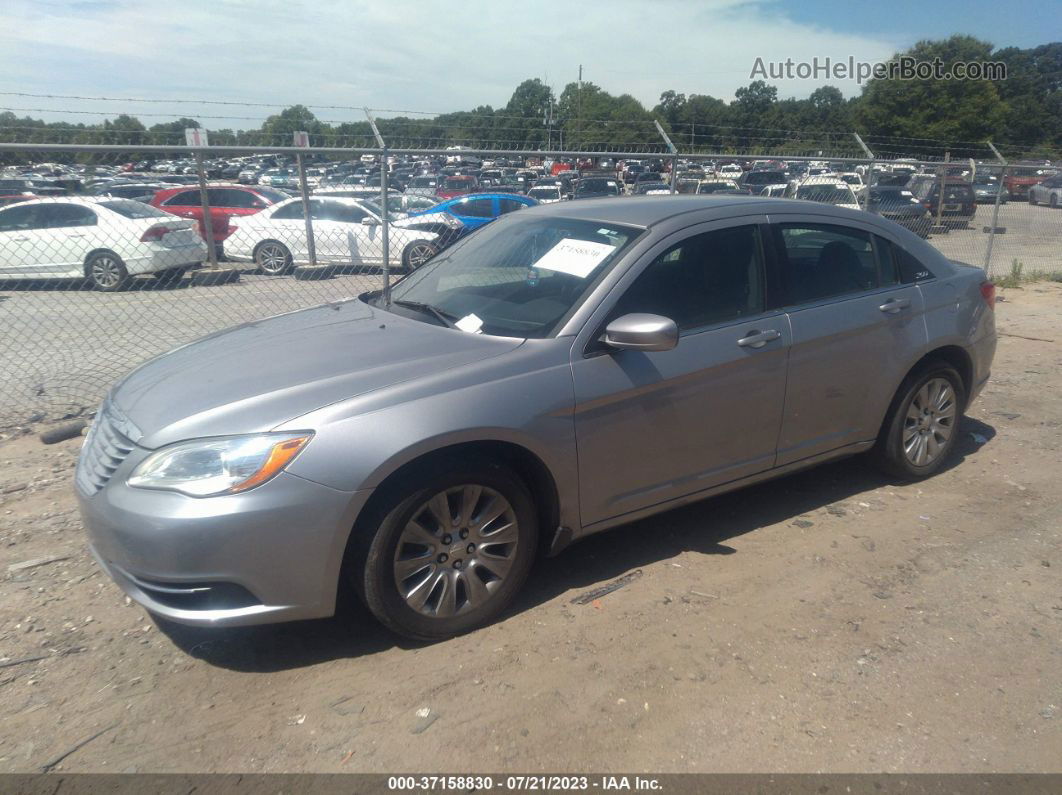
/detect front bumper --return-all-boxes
[77,467,372,627]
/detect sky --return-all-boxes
[0,0,1055,127]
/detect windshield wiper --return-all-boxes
[391,299,458,329]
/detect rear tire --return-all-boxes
[351,458,538,641]
[401,239,438,271]
[86,252,130,292]
[254,240,293,275]
[871,361,966,481]
[1051,194,1059,208]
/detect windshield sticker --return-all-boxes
[455,313,484,334]
[535,238,616,278]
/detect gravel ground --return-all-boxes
[0,282,1059,774]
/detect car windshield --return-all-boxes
[871,189,919,204]
[796,185,855,204]
[746,171,787,185]
[382,216,642,338]
[256,189,288,203]
[99,200,170,219]
[444,178,473,189]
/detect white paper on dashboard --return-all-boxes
[455,313,484,333]
[534,238,616,279]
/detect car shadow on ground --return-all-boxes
[156,417,996,672]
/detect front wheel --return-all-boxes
[872,362,966,480]
[353,460,538,640]
[86,252,130,292]
[401,239,438,271]
[254,240,293,275]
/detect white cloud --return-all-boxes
[0,0,903,125]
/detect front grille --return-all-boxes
[76,404,136,495]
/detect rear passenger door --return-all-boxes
[768,217,926,466]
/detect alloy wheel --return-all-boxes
[257,243,290,274]
[902,377,957,466]
[406,242,436,269]
[393,485,519,618]
[91,256,124,289]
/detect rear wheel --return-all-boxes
[86,252,130,292]
[401,239,438,271]
[352,459,538,640]
[254,240,293,275]
[872,362,966,480]
[1051,194,1059,208]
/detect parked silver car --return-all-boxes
[76,196,997,640]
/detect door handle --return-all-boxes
[12,236,28,242]
[878,297,911,314]
[66,234,86,239]
[737,329,781,348]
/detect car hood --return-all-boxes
[110,299,523,449]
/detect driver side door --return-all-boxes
[570,218,791,527]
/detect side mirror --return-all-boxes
[361,216,379,226]
[603,313,678,352]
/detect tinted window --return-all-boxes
[270,202,304,220]
[208,188,257,209]
[0,204,39,231]
[612,225,765,331]
[38,204,98,228]
[255,189,288,204]
[163,190,200,207]
[893,244,934,283]
[498,198,528,214]
[774,223,879,305]
[315,201,367,222]
[452,198,494,218]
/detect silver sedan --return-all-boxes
[76,196,997,640]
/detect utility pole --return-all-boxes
[577,64,582,151]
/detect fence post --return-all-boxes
[295,152,317,268]
[195,153,219,269]
[984,141,1008,276]
[852,133,875,213]
[365,109,391,305]
[934,151,950,232]
[653,120,678,194]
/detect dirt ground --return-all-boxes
[0,282,1060,775]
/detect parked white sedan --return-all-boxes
[0,197,206,290]
[225,196,440,274]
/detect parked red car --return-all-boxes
[435,176,479,199]
[1003,165,1049,199]
[0,192,36,207]
[150,184,289,242]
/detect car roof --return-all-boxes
[0,196,107,207]
[517,194,878,229]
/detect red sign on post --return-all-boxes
[184,128,208,147]
[293,131,310,148]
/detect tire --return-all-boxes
[151,267,186,286]
[871,361,966,481]
[85,251,130,292]
[1028,193,1037,205]
[1051,194,1059,208]
[253,240,293,275]
[401,239,438,271]
[352,458,538,641]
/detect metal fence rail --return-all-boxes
[0,139,1059,427]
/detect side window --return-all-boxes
[611,225,765,331]
[316,201,367,223]
[209,189,256,209]
[893,245,934,283]
[498,198,527,214]
[774,223,878,305]
[453,198,494,218]
[163,190,200,207]
[39,204,98,229]
[0,204,39,231]
[873,235,900,286]
[270,202,304,220]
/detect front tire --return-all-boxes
[872,362,966,480]
[353,459,538,641]
[254,240,293,275]
[401,239,438,271]
[86,252,130,292]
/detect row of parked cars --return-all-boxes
[0,152,1057,290]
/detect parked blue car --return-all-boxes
[412,192,538,230]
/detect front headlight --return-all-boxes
[127,432,313,497]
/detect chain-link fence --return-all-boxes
[0,139,1059,427]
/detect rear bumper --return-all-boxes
[124,243,207,275]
